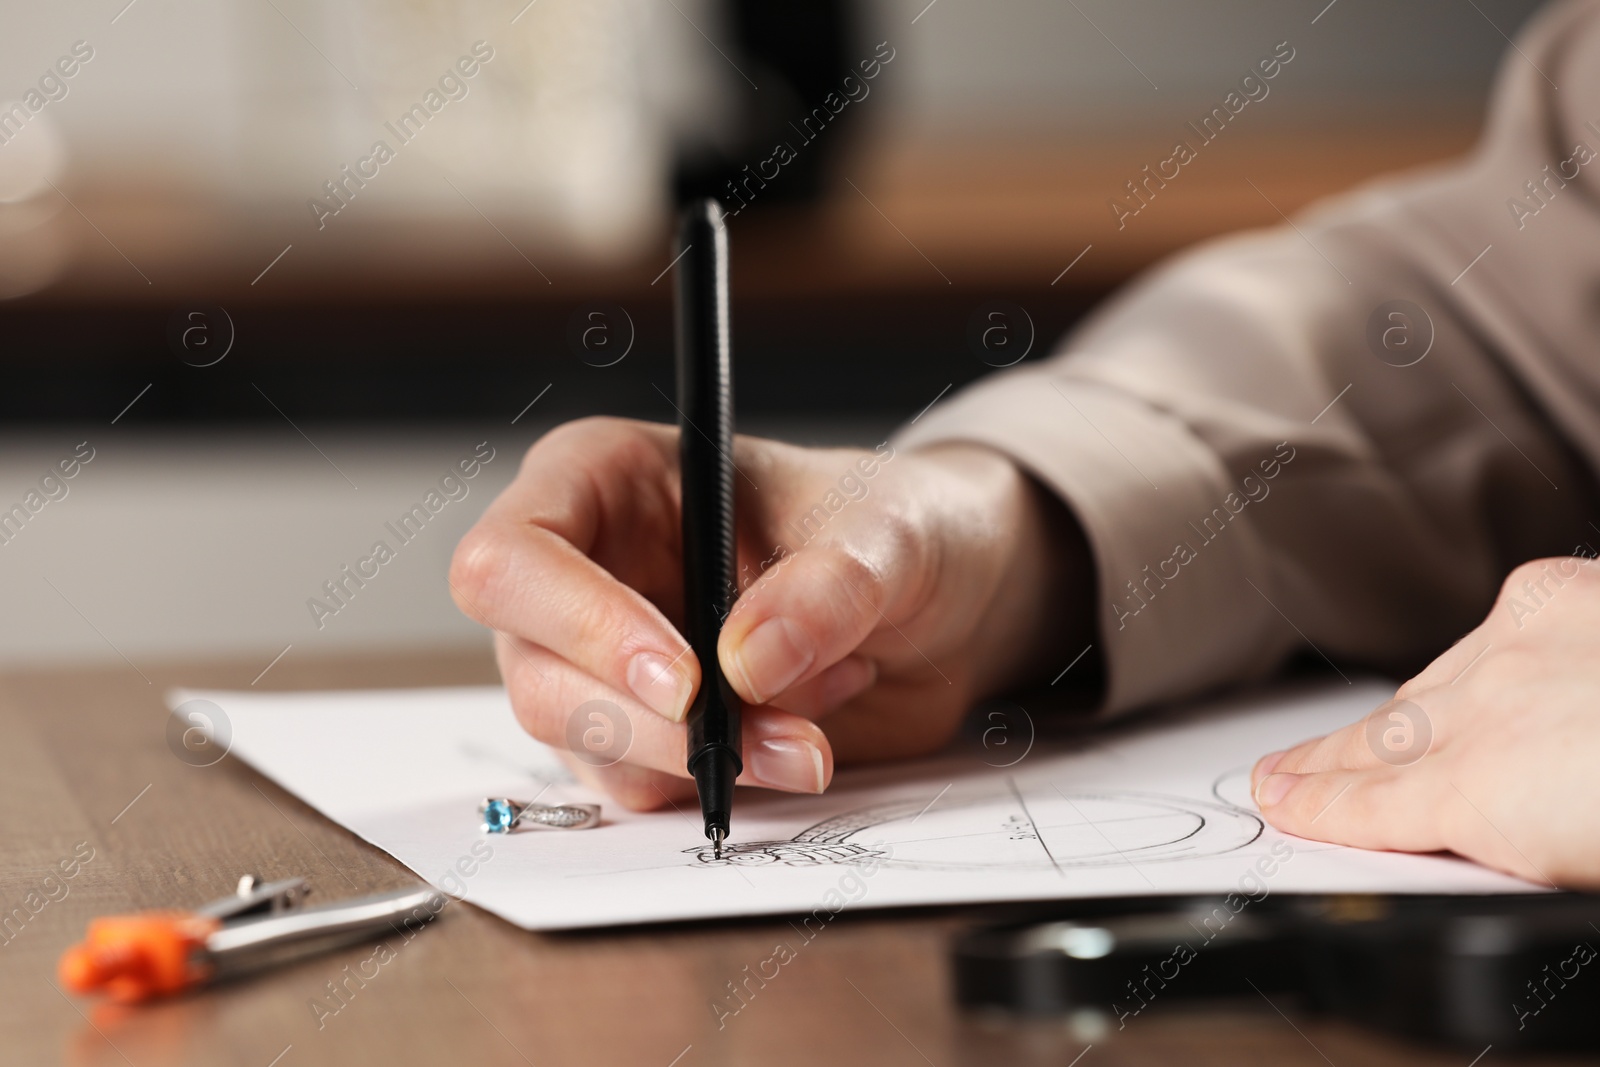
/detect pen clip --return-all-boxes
[194,874,311,922]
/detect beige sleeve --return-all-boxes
[897,0,1600,714]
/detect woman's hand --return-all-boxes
[1252,555,1600,888]
[451,417,1088,810]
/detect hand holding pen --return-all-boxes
[447,221,1088,814]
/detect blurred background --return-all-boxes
[0,0,1542,671]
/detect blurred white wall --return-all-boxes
[0,429,519,670]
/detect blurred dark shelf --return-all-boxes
[0,283,1101,425]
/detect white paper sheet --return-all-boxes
[168,678,1535,930]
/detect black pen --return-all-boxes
[675,198,742,858]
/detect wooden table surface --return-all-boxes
[1,648,1588,1067]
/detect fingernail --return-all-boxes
[1254,772,1299,808]
[747,738,826,793]
[1255,750,1287,780]
[627,651,692,722]
[730,617,814,704]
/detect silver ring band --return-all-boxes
[480,798,601,833]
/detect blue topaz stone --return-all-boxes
[481,798,517,833]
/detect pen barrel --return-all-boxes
[675,199,743,779]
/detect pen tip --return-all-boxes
[709,825,726,860]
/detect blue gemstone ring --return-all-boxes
[479,798,602,834]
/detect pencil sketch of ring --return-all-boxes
[479,799,602,834]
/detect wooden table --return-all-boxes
[1,649,1587,1066]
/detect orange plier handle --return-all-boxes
[59,911,220,1002]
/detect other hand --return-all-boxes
[1252,555,1600,888]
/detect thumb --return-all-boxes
[718,538,921,706]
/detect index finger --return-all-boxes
[450,419,700,721]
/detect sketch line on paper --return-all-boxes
[682,785,1262,871]
[1210,766,1347,856]
[1009,774,1065,877]
[1212,766,1259,811]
